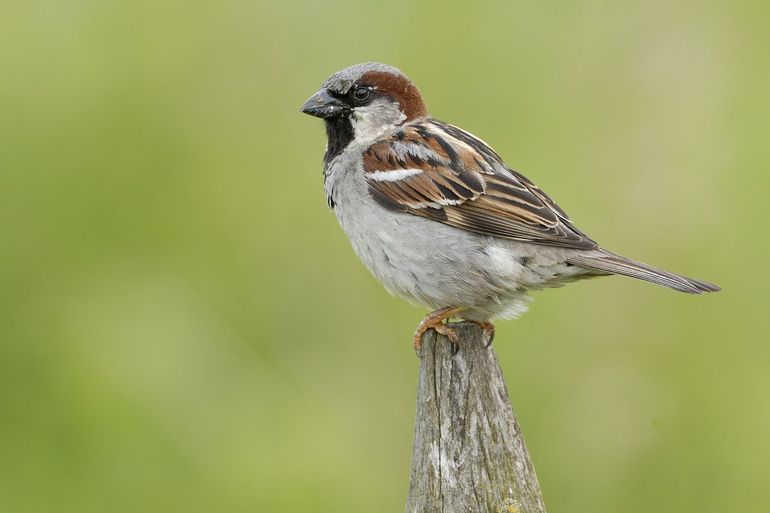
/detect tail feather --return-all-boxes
[568,251,720,294]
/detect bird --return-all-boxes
[300,62,719,351]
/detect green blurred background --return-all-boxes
[1,0,768,512]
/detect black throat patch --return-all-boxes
[323,116,354,166]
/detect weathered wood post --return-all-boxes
[406,322,547,513]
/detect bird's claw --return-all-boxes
[468,321,495,348]
[483,325,495,348]
[413,306,464,356]
[413,322,461,355]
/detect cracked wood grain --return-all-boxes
[406,322,547,513]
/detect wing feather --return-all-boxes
[362,119,597,250]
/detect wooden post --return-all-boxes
[406,322,547,513]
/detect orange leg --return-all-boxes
[468,321,496,347]
[413,306,464,352]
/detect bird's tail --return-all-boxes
[568,251,720,294]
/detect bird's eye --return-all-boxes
[353,87,370,101]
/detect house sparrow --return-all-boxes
[301,62,719,351]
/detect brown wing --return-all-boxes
[362,119,598,250]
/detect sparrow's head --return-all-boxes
[302,63,428,161]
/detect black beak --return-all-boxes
[301,89,349,119]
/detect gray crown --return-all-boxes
[323,62,407,95]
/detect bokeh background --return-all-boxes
[2,1,768,512]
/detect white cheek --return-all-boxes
[350,101,406,144]
[352,111,388,141]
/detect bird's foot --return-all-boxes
[468,321,496,347]
[413,306,464,355]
